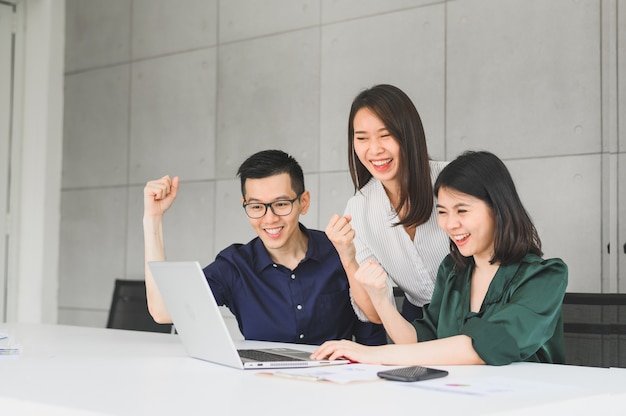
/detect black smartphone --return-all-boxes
[377,366,448,382]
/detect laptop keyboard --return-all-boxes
[238,349,300,362]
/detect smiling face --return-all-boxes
[436,187,496,265]
[243,172,310,253]
[352,107,401,190]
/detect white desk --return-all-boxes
[1,323,625,415]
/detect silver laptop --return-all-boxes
[148,261,349,369]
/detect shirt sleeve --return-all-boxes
[345,199,397,322]
[352,320,388,346]
[461,258,568,366]
[202,247,241,308]
[348,234,397,323]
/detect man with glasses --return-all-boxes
[143,149,386,345]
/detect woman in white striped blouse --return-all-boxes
[326,84,450,325]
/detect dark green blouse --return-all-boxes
[412,253,568,365]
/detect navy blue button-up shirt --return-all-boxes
[203,224,386,345]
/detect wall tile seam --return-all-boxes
[220,3,445,43]
[63,3,449,74]
[57,306,108,312]
[319,1,446,26]
[64,60,132,77]
[64,44,220,76]
[434,152,605,165]
[64,2,448,73]
[60,184,146,192]
[60,179,224,192]
[60,151,604,193]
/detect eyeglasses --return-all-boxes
[242,193,303,219]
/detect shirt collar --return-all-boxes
[466,259,528,306]
[251,223,314,271]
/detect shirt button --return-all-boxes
[296,304,302,310]
[299,334,304,339]
[291,273,296,280]
[273,264,278,268]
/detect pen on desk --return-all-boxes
[273,371,323,382]
[0,348,21,355]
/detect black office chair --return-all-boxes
[561,292,626,368]
[106,279,173,333]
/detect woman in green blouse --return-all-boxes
[311,150,567,366]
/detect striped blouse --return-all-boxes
[344,160,451,320]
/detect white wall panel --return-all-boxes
[620,3,626,153]
[508,154,602,293]
[130,49,217,183]
[58,308,107,328]
[320,5,446,172]
[447,0,601,159]
[58,188,127,310]
[217,28,320,176]
[65,0,131,72]
[321,0,442,23]
[318,171,354,226]
[219,0,319,43]
[132,0,218,60]
[63,65,130,188]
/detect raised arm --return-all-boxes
[355,260,417,343]
[310,335,485,366]
[143,175,179,323]
[325,214,382,323]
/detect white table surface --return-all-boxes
[1,323,625,415]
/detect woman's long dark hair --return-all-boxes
[348,84,432,228]
[434,151,542,271]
